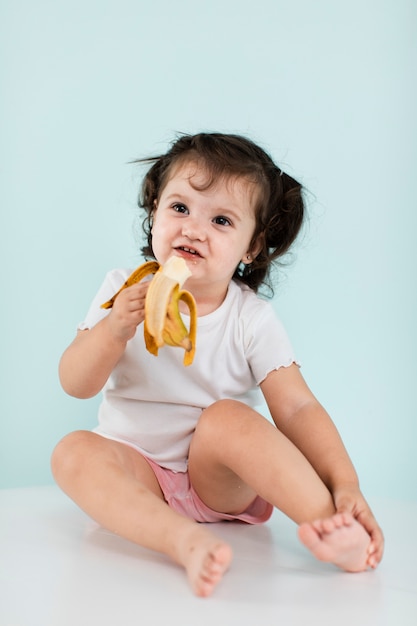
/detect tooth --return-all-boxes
[101,257,197,366]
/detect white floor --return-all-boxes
[1,486,416,626]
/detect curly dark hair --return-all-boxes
[136,132,305,294]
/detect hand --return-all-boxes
[107,282,149,342]
[333,484,384,569]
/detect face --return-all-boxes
[151,161,260,303]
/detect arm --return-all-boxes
[260,364,384,566]
[59,281,149,398]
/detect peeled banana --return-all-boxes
[101,257,197,366]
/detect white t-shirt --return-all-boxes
[78,269,297,472]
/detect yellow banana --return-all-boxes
[101,257,197,366]
[144,256,197,366]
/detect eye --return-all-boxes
[172,203,189,214]
[213,216,232,227]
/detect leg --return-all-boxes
[51,431,232,596]
[189,400,335,522]
[188,400,370,571]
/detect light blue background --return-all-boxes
[1,0,415,500]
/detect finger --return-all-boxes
[368,544,384,568]
[362,520,384,566]
[369,530,384,565]
[126,298,146,312]
[358,509,382,541]
[335,503,355,519]
[126,282,150,297]
[333,491,356,513]
[114,289,146,313]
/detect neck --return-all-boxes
[180,282,229,317]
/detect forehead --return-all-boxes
[161,159,259,213]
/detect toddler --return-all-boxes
[52,132,384,597]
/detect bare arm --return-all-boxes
[261,364,384,566]
[59,282,149,398]
[261,364,358,491]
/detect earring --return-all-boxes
[246,254,251,261]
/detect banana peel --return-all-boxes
[101,261,160,310]
[101,257,197,366]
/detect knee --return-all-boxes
[50,430,93,486]
[196,399,254,436]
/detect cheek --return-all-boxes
[221,240,248,267]
[149,217,176,263]
[151,215,168,238]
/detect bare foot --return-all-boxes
[177,526,233,597]
[297,512,371,572]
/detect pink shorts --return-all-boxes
[144,455,273,525]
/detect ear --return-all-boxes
[242,235,263,265]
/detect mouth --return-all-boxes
[176,246,202,259]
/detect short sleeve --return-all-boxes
[77,269,131,330]
[244,301,299,385]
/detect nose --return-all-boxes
[182,216,206,241]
